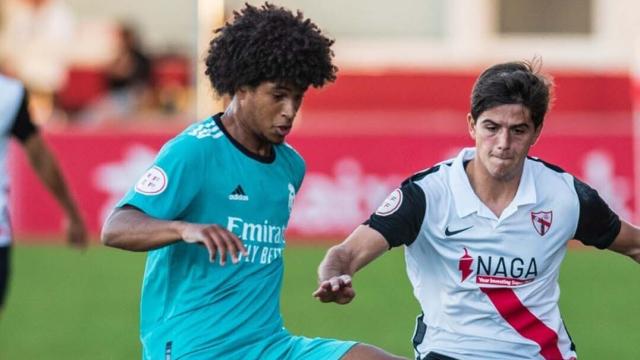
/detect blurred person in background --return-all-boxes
[0,0,75,124]
[105,22,152,113]
[314,60,640,360]
[101,3,404,359]
[0,74,87,316]
[77,21,153,124]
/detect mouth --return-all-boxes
[491,153,513,161]
[275,125,292,137]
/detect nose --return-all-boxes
[496,128,511,150]
[281,98,301,122]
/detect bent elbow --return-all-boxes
[100,227,117,247]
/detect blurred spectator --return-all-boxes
[0,0,75,124]
[106,22,152,104]
[77,22,153,124]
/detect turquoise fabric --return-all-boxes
[118,115,355,359]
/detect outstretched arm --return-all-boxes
[22,134,87,248]
[313,225,389,304]
[608,220,640,263]
[101,206,247,265]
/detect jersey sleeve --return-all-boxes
[364,180,426,248]
[573,177,621,249]
[117,136,206,220]
[10,88,38,143]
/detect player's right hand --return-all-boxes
[312,274,355,304]
[180,223,247,266]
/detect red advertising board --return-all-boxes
[8,129,635,242]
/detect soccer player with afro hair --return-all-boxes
[103,3,405,359]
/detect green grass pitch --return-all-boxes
[0,243,638,359]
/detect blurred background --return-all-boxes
[0,0,639,359]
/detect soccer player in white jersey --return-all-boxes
[0,74,87,315]
[314,60,640,360]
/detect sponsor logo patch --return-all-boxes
[375,188,403,216]
[229,185,249,201]
[458,248,538,286]
[135,166,167,195]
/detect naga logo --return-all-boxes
[459,248,473,282]
[458,248,538,286]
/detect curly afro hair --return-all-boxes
[205,2,338,96]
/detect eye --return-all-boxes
[512,127,526,135]
[273,93,286,101]
[485,125,498,132]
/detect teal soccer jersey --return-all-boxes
[117,114,355,360]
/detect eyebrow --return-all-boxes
[273,84,292,91]
[480,119,530,129]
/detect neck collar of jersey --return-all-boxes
[449,147,537,220]
[213,113,276,164]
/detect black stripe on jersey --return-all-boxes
[366,166,442,247]
[573,177,621,249]
[527,156,566,173]
[562,318,577,352]
[423,352,459,360]
[402,162,452,186]
[10,89,38,143]
[412,312,427,360]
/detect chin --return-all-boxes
[490,167,518,182]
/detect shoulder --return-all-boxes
[156,120,217,163]
[527,156,575,189]
[277,142,306,170]
[403,161,452,185]
[403,160,454,200]
[181,117,226,143]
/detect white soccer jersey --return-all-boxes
[367,148,621,360]
[0,75,39,246]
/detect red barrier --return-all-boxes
[8,129,635,242]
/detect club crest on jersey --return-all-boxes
[135,166,167,195]
[531,210,553,236]
[375,188,403,216]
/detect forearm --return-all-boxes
[318,244,358,281]
[609,221,640,264]
[25,136,80,219]
[101,208,185,251]
[318,225,389,281]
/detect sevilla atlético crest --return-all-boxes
[531,211,553,236]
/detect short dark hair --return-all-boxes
[205,2,337,96]
[470,60,553,129]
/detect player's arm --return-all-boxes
[314,181,426,304]
[101,206,247,265]
[572,178,638,263]
[15,91,87,248]
[608,221,640,263]
[314,225,389,304]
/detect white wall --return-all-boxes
[65,0,197,54]
[225,0,640,72]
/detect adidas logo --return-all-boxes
[229,185,249,201]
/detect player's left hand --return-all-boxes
[312,274,355,304]
[67,215,88,249]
